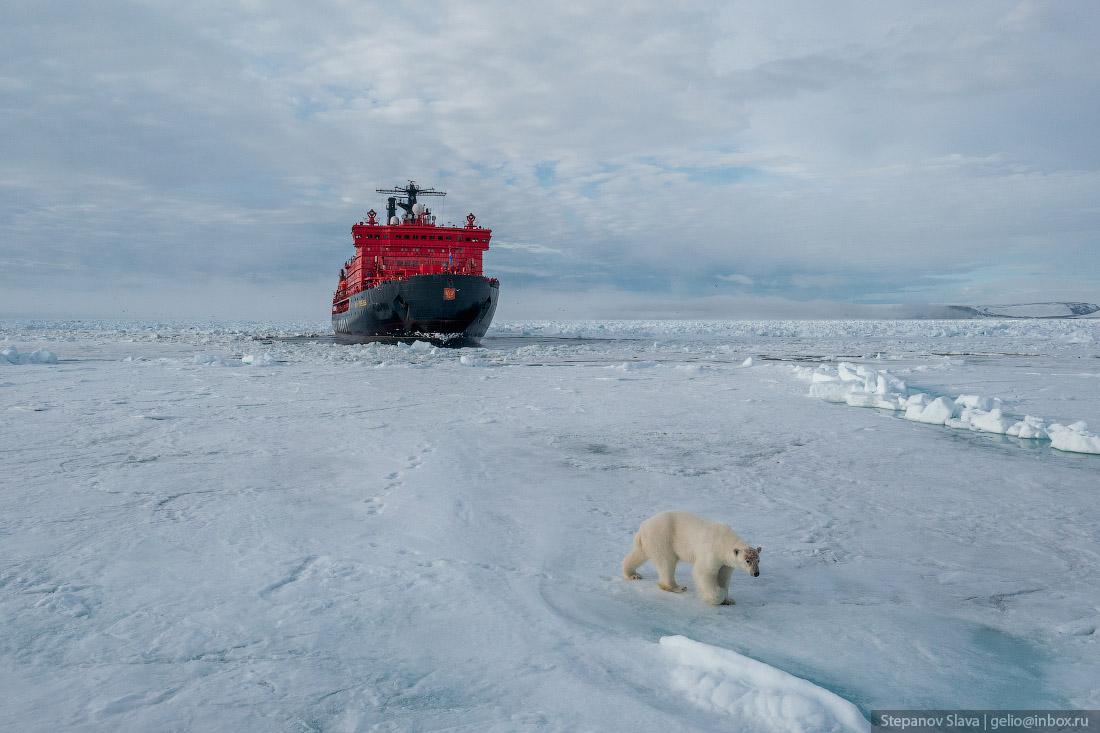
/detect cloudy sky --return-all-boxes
[2,1,1099,319]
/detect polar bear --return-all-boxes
[622,511,761,606]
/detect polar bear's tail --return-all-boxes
[622,532,647,580]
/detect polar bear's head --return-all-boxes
[731,546,762,577]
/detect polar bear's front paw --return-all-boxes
[720,597,736,605]
[625,573,643,580]
[659,583,687,593]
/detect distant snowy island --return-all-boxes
[930,301,1099,319]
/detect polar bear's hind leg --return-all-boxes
[655,554,686,592]
[622,534,647,580]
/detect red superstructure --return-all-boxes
[332,182,494,315]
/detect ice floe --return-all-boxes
[905,395,957,425]
[793,361,1100,454]
[606,361,660,371]
[192,351,276,367]
[192,352,229,366]
[659,636,869,733]
[1,345,58,364]
[1048,422,1100,454]
[241,352,275,366]
[1006,415,1048,440]
[459,352,494,367]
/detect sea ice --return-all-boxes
[961,407,1013,434]
[905,395,955,425]
[192,352,228,366]
[241,352,275,366]
[1,345,58,364]
[792,359,1099,452]
[1,317,1097,731]
[1047,421,1100,454]
[1007,415,1049,440]
[660,636,870,733]
[954,395,1001,412]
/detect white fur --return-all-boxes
[622,511,760,606]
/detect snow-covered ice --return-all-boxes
[241,352,276,367]
[1,318,1098,730]
[793,358,1100,453]
[2,344,58,364]
[1048,422,1100,455]
[660,635,869,733]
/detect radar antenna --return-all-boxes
[376,180,446,221]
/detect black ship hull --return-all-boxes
[333,274,499,343]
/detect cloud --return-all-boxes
[717,273,754,286]
[788,274,849,290]
[490,241,566,256]
[2,1,1099,319]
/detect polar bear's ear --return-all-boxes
[733,548,740,556]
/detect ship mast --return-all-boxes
[375,181,446,224]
